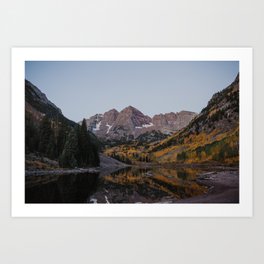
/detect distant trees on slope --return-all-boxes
[59,120,100,168]
[25,114,100,168]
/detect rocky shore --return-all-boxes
[25,167,100,177]
[174,170,239,203]
[25,154,129,177]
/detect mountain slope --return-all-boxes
[152,111,197,134]
[151,74,239,164]
[108,106,153,140]
[25,80,100,168]
[25,80,75,127]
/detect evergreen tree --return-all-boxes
[92,143,100,166]
[59,128,78,168]
[26,115,100,168]
[77,119,91,166]
[77,119,100,167]
[46,129,56,159]
[25,113,40,153]
[57,122,68,156]
[39,116,53,155]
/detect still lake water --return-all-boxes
[25,166,208,203]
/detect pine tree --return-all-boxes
[57,122,68,156]
[25,113,40,153]
[39,116,53,155]
[92,143,100,166]
[58,120,100,168]
[59,128,78,168]
[79,119,91,166]
[46,129,56,159]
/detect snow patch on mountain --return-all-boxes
[93,121,101,131]
[106,123,113,134]
[81,106,197,141]
[135,123,153,129]
[142,123,154,128]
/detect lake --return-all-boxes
[25,166,208,203]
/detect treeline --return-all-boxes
[109,153,132,164]
[109,152,151,164]
[25,114,100,168]
[131,152,151,162]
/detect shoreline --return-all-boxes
[25,153,129,177]
[25,160,239,204]
[25,167,100,177]
[174,170,239,203]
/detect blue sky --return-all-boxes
[25,61,239,122]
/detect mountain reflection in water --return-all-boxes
[90,166,207,203]
[25,167,207,203]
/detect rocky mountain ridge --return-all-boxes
[82,106,197,141]
[25,79,75,127]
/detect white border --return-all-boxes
[11,48,253,217]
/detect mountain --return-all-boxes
[151,74,239,164]
[83,109,119,139]
[107,106,153,140]
[25,79,75,127]
[25,80,100,168]
[152,111,197,134]
[82,106,196,141]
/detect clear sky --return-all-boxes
[25,61,239,122]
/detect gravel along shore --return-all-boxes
[175,170,239,203]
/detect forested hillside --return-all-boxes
[25,80,100,168]
[151,74,239,164]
